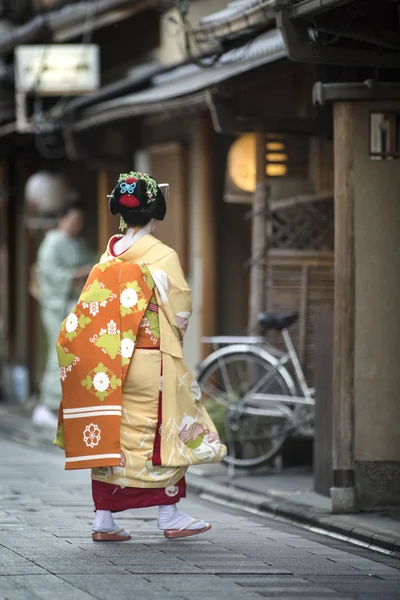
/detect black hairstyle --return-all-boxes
[108,172,166,227]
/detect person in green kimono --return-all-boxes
[33,202,93,427]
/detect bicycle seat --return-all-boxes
[258,312,299,332]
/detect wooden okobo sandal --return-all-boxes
[92,527,131,542]
[164,521,212,539]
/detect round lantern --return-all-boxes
[227,134,289,196]
[227,134,256,193]
[25,171,71,217]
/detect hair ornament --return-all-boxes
[120,181,137,195]
[158,183,170,197]
[119,216,127,232]
[118,171,159,205]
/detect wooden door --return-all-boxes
[148,143,188,273]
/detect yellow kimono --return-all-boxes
[89,234,226,504]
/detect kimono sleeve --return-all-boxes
[153,251,192,341]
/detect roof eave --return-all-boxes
[70,28,287,132]
[0,0,172,56]
[193,0,277,44]
[72,91,207,133]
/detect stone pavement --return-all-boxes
[0,437,400,600]
[188,465,400,554]
[0,405,399,555]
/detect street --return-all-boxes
[0,439,399,600]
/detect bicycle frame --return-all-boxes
[201,329,315,408]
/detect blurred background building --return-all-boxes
[0,0,399,513]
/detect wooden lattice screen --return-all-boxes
[266,250,334,385]
[263,139,334,386]
[271,198,334,251]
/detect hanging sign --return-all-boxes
[15,44,100,95]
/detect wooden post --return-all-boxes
[27,228,38,396]
[0,162,8,375]
[97,168,116,254]
[314,310,334,497]
[248,130,268,333]
[332,102,356,513]
[199,115,217,359]
[299,265,309,366]
[148,143,188,273]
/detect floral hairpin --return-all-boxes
[118,171,159,205]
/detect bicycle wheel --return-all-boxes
[198,348,295,468]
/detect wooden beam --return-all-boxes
[278,10,400,70]
[271,190,333,212]
[248,130,268,333]
[289,0,350,19]
[97,169,117,254]
[313,82,400,106]
[198,114,217,359]
[332,101,356,512]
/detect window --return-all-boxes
[369,112,400,159]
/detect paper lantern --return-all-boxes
[24,171,71,216]
[227,134,256,193]
[227,134,288,195]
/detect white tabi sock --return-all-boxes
[92,510,129,536]
[157,504,207,531]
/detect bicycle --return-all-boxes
[197,312,315,469]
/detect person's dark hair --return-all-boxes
[59,201,84,219]
[108,172,166,227]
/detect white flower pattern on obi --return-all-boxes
[107,320,117,335]
[89,301,100,316]
[57,345,80,383]
[93,371,110,393]
[120,288,138,309]
[65,313,78,333]
[83,423,101,448]
[152,271,171,303]
[121,338,135,359]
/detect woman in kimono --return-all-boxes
[55,173,226,541]
[34,202,93,427]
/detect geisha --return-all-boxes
[54,172,226,542]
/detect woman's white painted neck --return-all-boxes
[113,221,154,255]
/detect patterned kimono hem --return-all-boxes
[92,477,186,512]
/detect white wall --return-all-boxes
[352,101,400,463]
[351,101,400,507]
[155,0,229,66]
